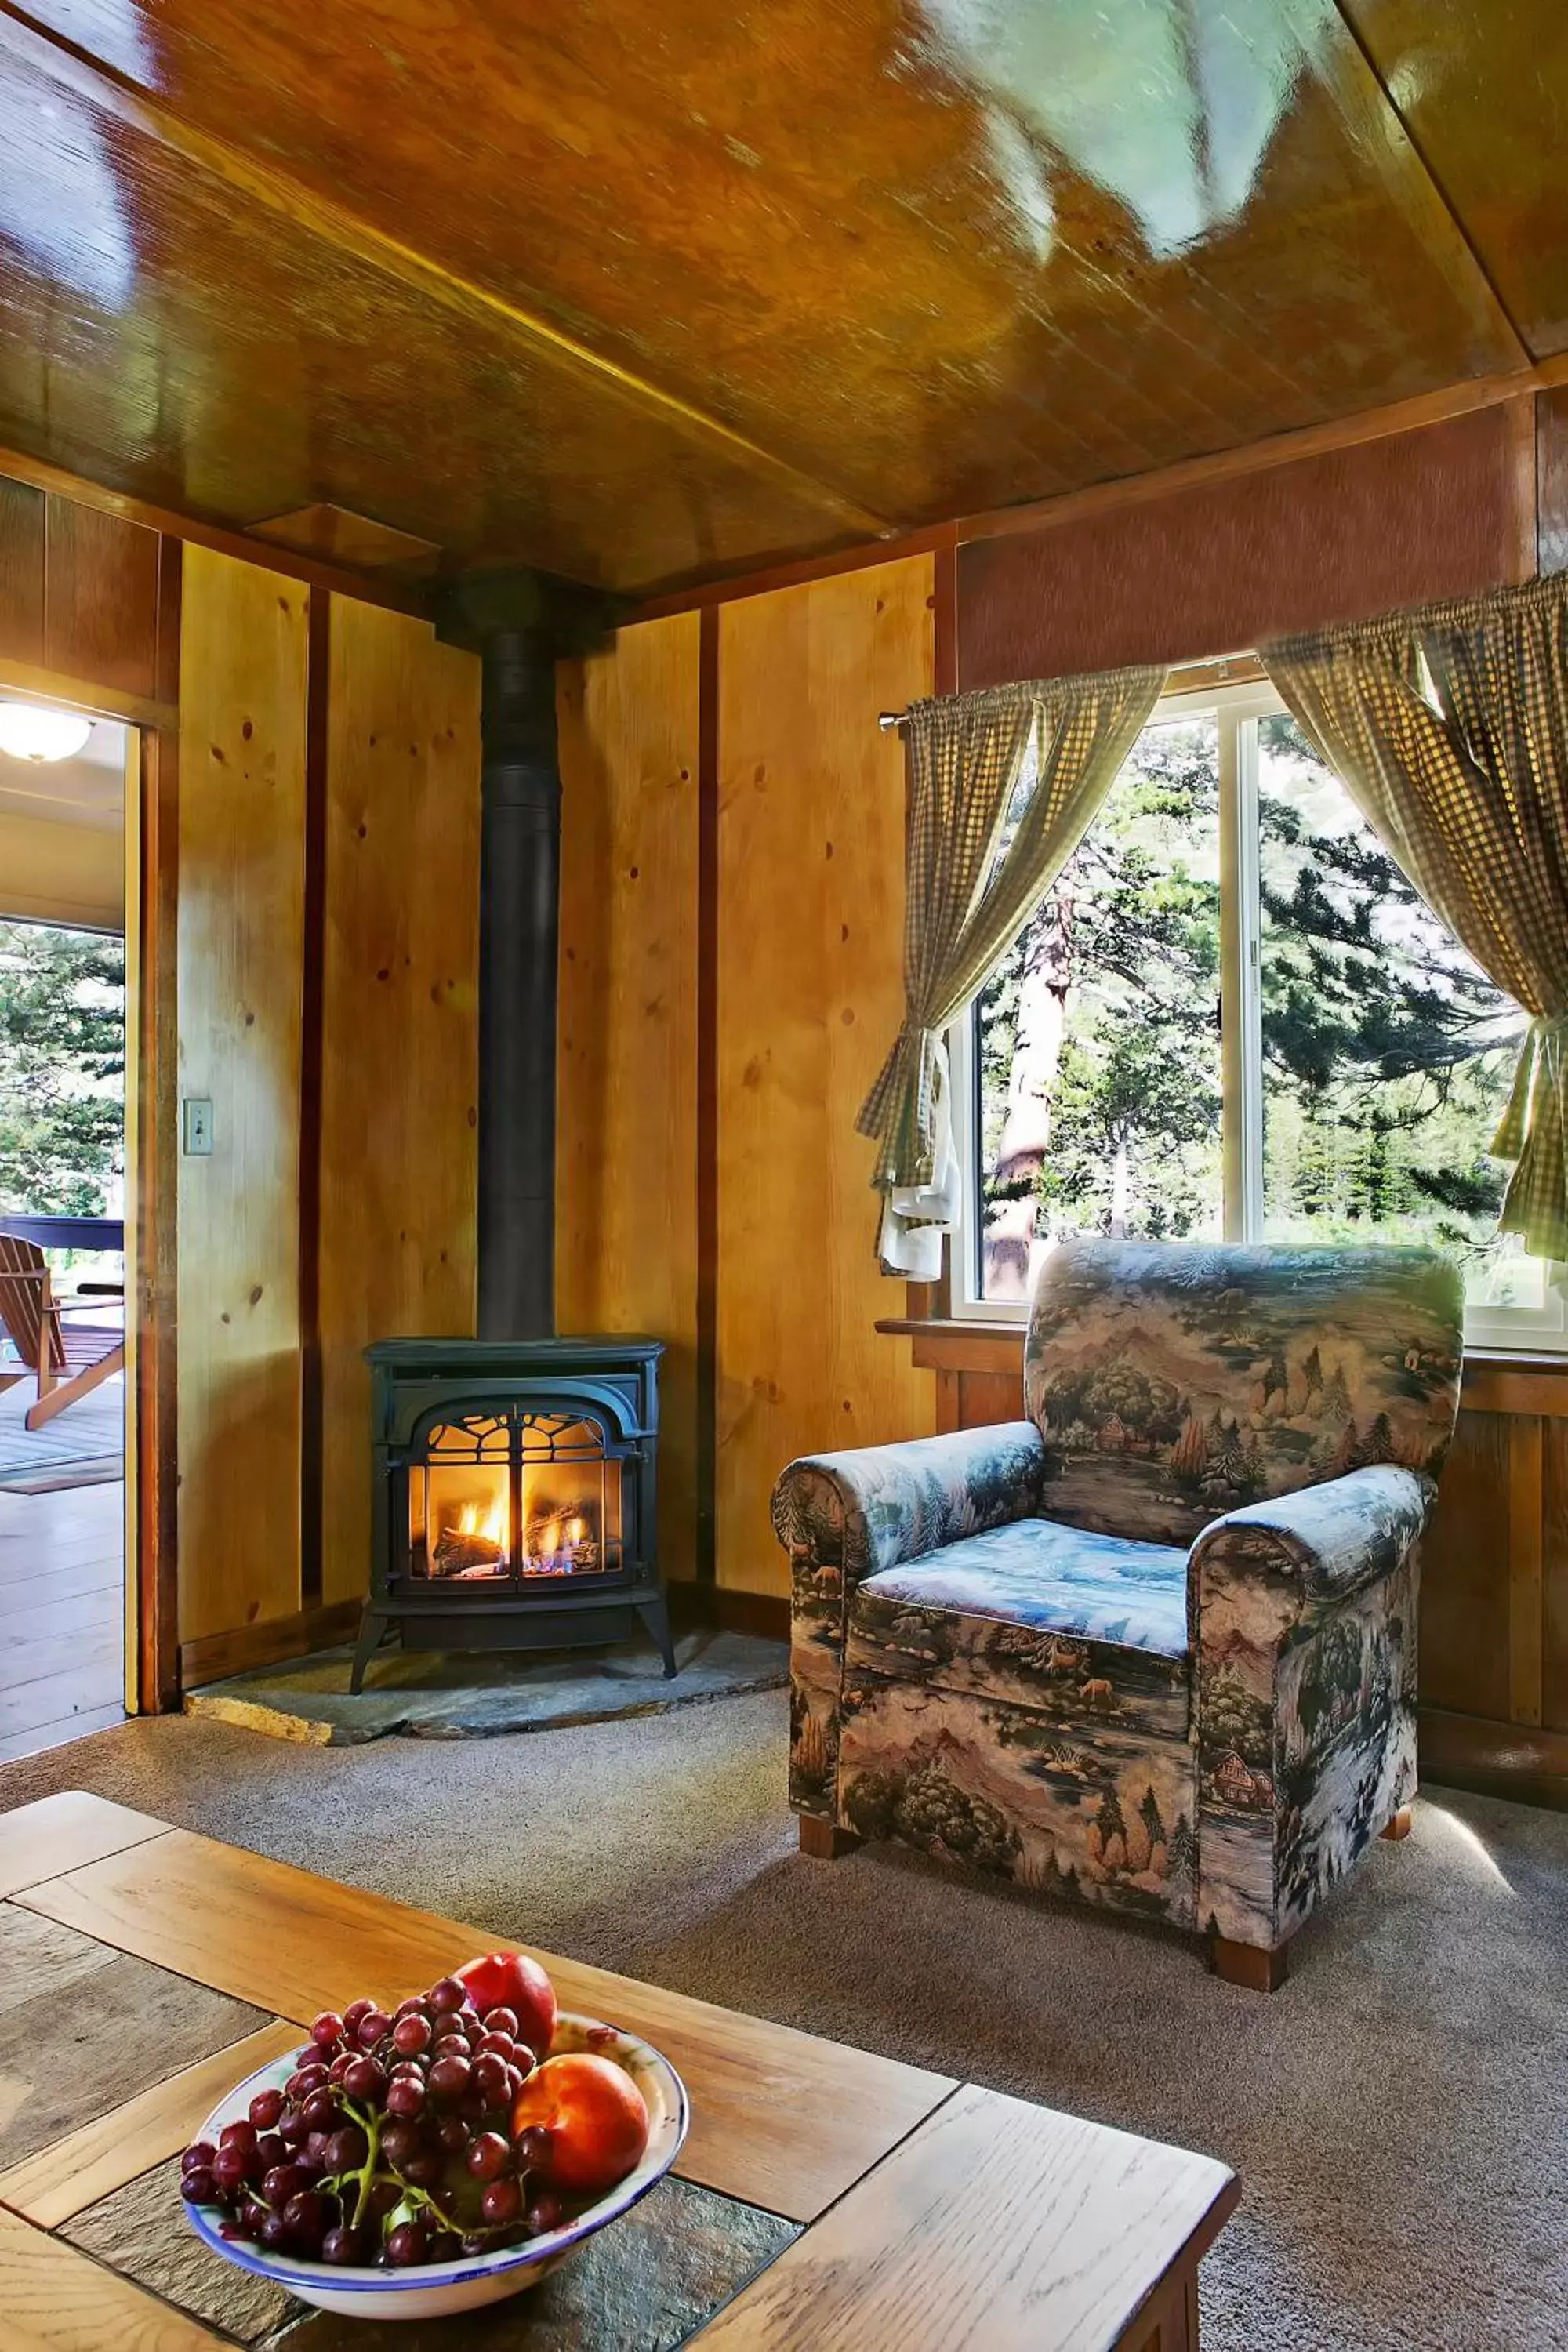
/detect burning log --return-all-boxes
[433,1526,506,1577]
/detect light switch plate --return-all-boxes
[182,1097,214,1155]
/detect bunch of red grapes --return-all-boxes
[180,1974,562,2268]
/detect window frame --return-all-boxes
[947,679,1566,1352]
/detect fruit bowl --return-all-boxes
[183,2016,688,2321]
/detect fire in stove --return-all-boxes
[412,1410,622,1586]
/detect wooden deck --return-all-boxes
[0,1475,125,1762]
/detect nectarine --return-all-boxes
[456,1951,557,2060]
[510,2053,650,2198]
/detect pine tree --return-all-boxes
[1171,1415,1208,1481]
[1091,1797,1128,1872]
[0,920,124,1214]
[973,708,1519,1279]
[1129,1784,1166,1874]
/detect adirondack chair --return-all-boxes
[0,1234,125,1431]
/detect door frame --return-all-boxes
[124,536,182,1711]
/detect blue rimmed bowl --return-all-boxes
[182,2014,689,2321]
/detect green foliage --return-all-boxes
[1256,714,1515,1267]
[0,920,124,1215]
[979,720,1221,1241]
[976,709,1522,1278]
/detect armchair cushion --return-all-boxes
[857,1520,1189,1654]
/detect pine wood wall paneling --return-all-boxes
[1537,386,1568,577]
[1510,1415,1546,1726]
[556,612,702,1584]
[175,546,309,1644]
[0,477,45,660]
[42,499,161,697]
[318,598,481,1608]
[0,473,165,699]
[1418,1407,1514,1725]
[1542,1420,1568,1733]
[715,559,936,1596]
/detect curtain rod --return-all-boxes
[876,648,1258,731]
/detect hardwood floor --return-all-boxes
[0,1476,125,1762]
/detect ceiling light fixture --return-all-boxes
[0,701,93,764]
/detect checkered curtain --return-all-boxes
[858,665,1165,1274]
[1265,574,1568,1263]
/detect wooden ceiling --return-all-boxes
[0,0,1563,593]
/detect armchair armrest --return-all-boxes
[1189,1465,1436,1628]
[779,1422,1047,1820]
[772,1421,1047,1595]
[1189,1465,1436,1955]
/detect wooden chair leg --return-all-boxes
[798,1815,861,1860]
[1210,1933,1290,1992]
[1379,1806,1414,1842]
[24,1341,125,1431]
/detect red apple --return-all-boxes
[510,2053,649,2198]
[456,1952,557,2060]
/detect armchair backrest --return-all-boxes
[1024,1240,1464,1546]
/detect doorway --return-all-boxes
[0,707,132,1760]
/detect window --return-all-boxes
[952,680,1559,1349]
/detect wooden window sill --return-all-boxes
[877,1317,1568,1410]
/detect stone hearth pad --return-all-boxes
[185,1630,788,1746]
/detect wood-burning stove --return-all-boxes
[351,1336,671,1691]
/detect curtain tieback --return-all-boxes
[1493,1014,1568,1162]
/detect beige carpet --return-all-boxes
[3,1693,1563,2351]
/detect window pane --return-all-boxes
[1257,713,1526,1297]
[975,716,1222,1301]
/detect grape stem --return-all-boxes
[326,2092,530,2252]
[337,2096,384,2231]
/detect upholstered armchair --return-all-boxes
[775,1240,1463,1987]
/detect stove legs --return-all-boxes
[638,1594,678,1678]
[349,1606,391,1694]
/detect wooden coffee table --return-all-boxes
[0,1792,1238,2349]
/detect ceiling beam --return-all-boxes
[0,2,891,541]
[1324,0,1531,367]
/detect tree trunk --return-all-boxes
[982,894,1073,1298]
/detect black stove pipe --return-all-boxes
[475,621,559,1338]
[438,572,623,1341]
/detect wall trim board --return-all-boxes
[668,1580,788,1646]
[136,535,182,1711]
[631,370,1568,624]
[0,653,174,730]
[1420,1706,1568,1814]
[297,590,331,1613]
[0,451,429,619]
[695,605,720,1584]
[179,1599,362,1690]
